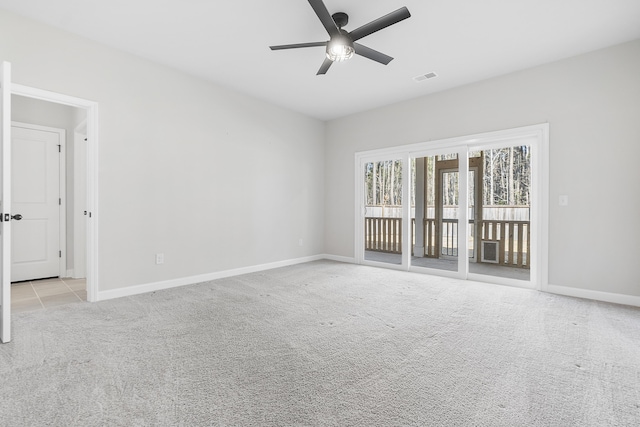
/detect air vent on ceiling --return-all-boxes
[413,72,438,82]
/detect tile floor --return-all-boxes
[11,277,86,314]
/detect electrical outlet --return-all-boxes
[155,253,164,265]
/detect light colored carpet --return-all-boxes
[1,260,639,426]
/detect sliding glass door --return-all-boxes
[356,125,547,289]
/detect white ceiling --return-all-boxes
[1,0,639,120]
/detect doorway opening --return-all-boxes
[10,97,87,311]
[10,85,98,303]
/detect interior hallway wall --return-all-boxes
[325,39,640,298]
[0,9,325,293]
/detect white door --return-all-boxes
[1,61,12,343]
[11,124,61,282]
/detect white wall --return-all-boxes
[11,95,83,273]
[325,39,640,298]
[2,8,638,302]
[0,9,325,292]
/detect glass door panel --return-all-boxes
[410,153,459,272]
[469,145,531,281]
[364,159,403,265]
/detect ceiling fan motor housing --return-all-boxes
[332,12,349,28]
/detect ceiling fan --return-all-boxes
[270,0,411,75]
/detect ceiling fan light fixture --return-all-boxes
[326,37,355,62]
[269,1,411,75]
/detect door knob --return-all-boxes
[11,214,22,221]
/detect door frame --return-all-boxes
[11,84,99,302]
[355,124,549,291]
[11,121,67,280]
[73,120,87,279]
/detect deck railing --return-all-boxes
[480,220,530,268]
[365,217,530,268]
[364,217,402,254]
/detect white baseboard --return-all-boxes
[64,269,74,279]
[546,284,640,308]
[322,254,357,264]
[95,254,640,309]
[97,255,325,301]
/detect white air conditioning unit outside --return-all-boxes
[481,241,500,263]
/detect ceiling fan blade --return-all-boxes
[270,42,326,50]
[308,0,340,37]
[354,43,393,65]
[317,58,333,75]
[349,7,411,42]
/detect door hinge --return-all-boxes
[59,198,62,205]
[58,144,61,153]
[59,250,62,258]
